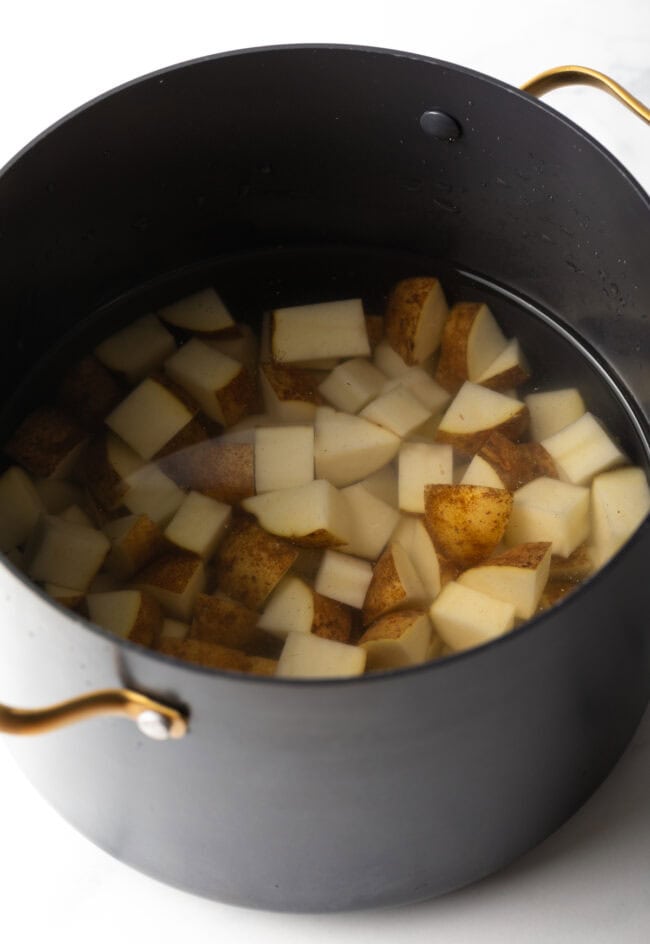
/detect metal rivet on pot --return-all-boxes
[420,110,462,142]
[137,709,173,740]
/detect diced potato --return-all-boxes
[57,355,123,428]
[360,386,431,439]
[318,358,386,412]
[271,299,370,363]
[291,547,324,582]
[357,464,399,508]
[26,515,109,591]
[478,431,557,490]
[382,368,451,415]
[549,544,594,582]
[164,491,231,559]
[458,542,552,618]
[424,484,513,568]
[6,407,86,479]
[242,479,350,547]
[276,631,366,678]
[505,476,590,558]
[44,583,84,610]
[541,412,625,485]
[591,466,650,567]
[460,455,506,489]
[525,388,586,442]
[359,609,432,670]
[391,516,455,600]
[398,442,453,513]
[314,408,400,487]
[365,314,384,349]
[208,323,258,368]
[106,375,197,461]
[0,466,45,551]
[430,581,516,652]
[83,432,143,511]
[339,483,400,560]
[165,338,257,425]
[86,589,162,646]
[373,340,412,379]
[255,426,314,493]
[435,381,528,455]
[33,478,85,514]
[385,277,449,365]
[259,362,323,421]
[160,618,190,641]
[94,314,176,384]
[475,338,530,391]
[134,552,206,621]
[103,513,164,579]
[362,542,428,626]
[158,636,250,671]
[190,591,261,649]
[122,463,184,526]
[258,575,352,643]
[59,504,94,528]
[314,549,374,609]
[214,517,299,609]
[161,439,254,504]
[157,287,235,336]
[435,302,508,393]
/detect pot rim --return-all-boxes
[2,42,648,688]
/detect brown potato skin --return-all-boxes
[57,355,123,429]
[261,362,324,404]
[385,277,444,365]
[106,514,165,580]
[213,516,299,610]
[479,541,552,571]
[161,440,254,503]
[312,592,353,643]
[216,365,261,426]
[6,407,86,478]
[479,363,531,392]
[359,608,426,644]
[361,545,406,627]
[157,636,250,671]
[435,405,529,456]
[129,591,163,647]
[434,302,483,393]
[479,432,557,490]
[424,484,514,568]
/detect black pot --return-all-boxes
[0,45,648,912]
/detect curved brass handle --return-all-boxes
[521,65,650,124]
[0,689,188,740]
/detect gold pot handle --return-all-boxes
[521,65,650,124]
[0,688,188,740]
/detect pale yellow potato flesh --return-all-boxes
[541,412,625,485]
[242,479,351,548]
[271,299,370,363]
[314,409,400,487]
[0,465,45,551]
[398,442,453,513]
[165,338,255,425]
[430,581,516,652]
[87,589,162,646]
[362,541,428,626]
[591,466,650,567]
[254,425,314,493]
[340,483,401,561]
[476,337,530,390]
[27,515,110,591]
[360,609,432,670]
[94,314,176,384]
[458,542,552,619]
[157,287,235,335]
[276,631,366,679]
[505,476,590,559]
[318,358,386,413]
[105,377,196,461]
[460,455,506,489]
[435,382,528,455]
[525,388,586,442]
[314,549,374,610]
[360,386,431,438]
[164,491,231,559]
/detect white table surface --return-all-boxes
[1,2,648,942]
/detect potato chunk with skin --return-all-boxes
[26,515,110,591]
[157,287,236,336]
[133,552,206,621]
[276,631,366,679]
[259,362,323,422]
[398,442,453,513]
[83,432,143,512]
[314,549,374,610]
[318,358,386,413]
[435,382,528,455]
[340,483,400,561]
[475,338,530,391]
[190,591,262,650]
[6,407,87,479]
[214,517,299,610]
[478,431,557,491]
[590,466,650,568]
[434,302,508,394]
[105,376,198,461]
[94,314,176,384]
[271,299,370,363]
[357,464,399,508]
[541,412,625,485]
[164,491,231,559]
[160,618,190,641]
[458,542,552,619]
[161,439,254,504]
[362,542,428,626]
[373,341,413,379]
[430,581,516,652]
[505,476,590,558]
[424,484,513,569]
[525,387,586,442]
[86,589,162,646]
[57,355,123,428]
[122,463,184,526]
[258,575,352,643]
[165,338,257,426]
[242,480,351,548]
[359,609,432,670]
[255,426,314,493]
[0,466,45,551]
[103,514,164,579]
[385,277,449,365]
[314,408,400,487]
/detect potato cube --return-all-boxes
[525,388,586,441]
[122,464,184,526]
[314,549,374,610]
[435,302,508,393]
[106,376,197,461]
[59,504,94,528]
[385,276,449,365]
[134,552,206,621]
[164,491,231,559]
[458,542,552,619]
[27,515,109,591]
[382,368,451,415]
[276,631,366,678]
[94,314,176,384]
[430,581,516,652]
[318,358,386,412]
[271,298,370,363]
[44,583,84,610]
[362,542,428,626]
[165,338,257,425]
[360,386,431,438]
[391,516,454,600]
[6,407,87,479]
[33,479,85,514]
[478,431,557,490]
[214,517,299,609]
[591,466,650,567]
[0,466,45,551]
[157,636,250,671]
[340,483,400,560]
[160,618,190,641]
[373,341,412,379]
[258,575,352,643]
[505,476,590,558]
[255,426,314,493]
[157,287,235,336]
[435,382,528,455]
[541,412,625,485]
[460,455,506,489]
[103,513,164,579]
[57,355,123,428]
[357,464,399,508]
[242,479,351,548]
[190,592,261,649]
[475,338,530,391]
[161,439,254,504]
[83,432,143,511]
[398,442,453,513]
[314,408,400,487]
[86,589,162,646]
[259,362,323,422]
[208,324,258,368]
[424,484,513,568]
[359,609,432,670]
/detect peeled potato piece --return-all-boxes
[475,338,530,391]
[359,609,432,670]
[314,408,400,487]
[458,542,552,619]
[0,466,45,551]
[276,631,366,679]
[318,358,386,413]
[214,517,299,610]
[44,583,84,610]
[435,382,528,456]
[360,386,431,438]
[435,302,508,393]
[86,589,162,646]
[385,277,449,365]
[541,412,625,486]
[258,575,352,643]
[590,466,650,568]
[505,476,590,558]
[6,407,87,480]
[26,515,110,591]
[164,491,231,559]
[271,298,370,363]
[157,287,236,336]
[381,368,451,415]
[424,484,513,569]
[242,480,351,548]
[254,426,314,493]
[122,463,184,526]
[105,375,198,461]
[525,387,586,442]
[208,324,258,369]
[259,362,323,422]
[165,338,258,426]
[430,581,516,652]
[391,515,456,600]
[362,541,428,626]
[94,314,176,384]
[314,549,374,610]
[133,552,206,621]
[460,455,506,489]
[398,442,453,513]
[340,483,400,561]
[357,464,399,508]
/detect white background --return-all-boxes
[0,1,649,942]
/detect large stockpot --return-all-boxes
[0,46,649,912]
